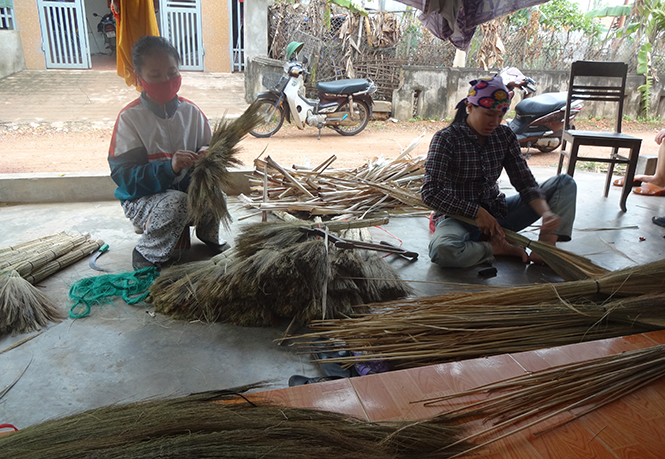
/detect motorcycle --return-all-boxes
[499,67,583,154]
[249,42,377,139]
[93,12,116,55]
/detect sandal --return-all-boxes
[653,216,665,228]
[633,182,665,196]
[613,177,642,187]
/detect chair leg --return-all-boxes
[557,139,567,175]
[604,161,616,198]
[566,142,579,177]
[620,146,640,212]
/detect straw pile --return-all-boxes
[0,269,63,336]
[149,218,412,326]
[416,342,665,457]
[294,259,665,369]
[0,387,469,459]
[188,101,263,229]
[242,135,430,217]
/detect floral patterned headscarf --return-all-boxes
[465,77,511,112]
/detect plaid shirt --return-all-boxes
[422,123,543,224]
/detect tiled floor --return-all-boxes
[247,330,665,458]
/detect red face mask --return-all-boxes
[138,75,182,103]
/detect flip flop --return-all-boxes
[613,177,642,187]
[288,375,343,387]
[653,216,665,228]
[633,182,665,196]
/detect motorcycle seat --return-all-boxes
[516,92,567,117]
[317,79,369,95]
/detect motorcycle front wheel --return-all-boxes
[249,100,285,138]
[331,100,370,136]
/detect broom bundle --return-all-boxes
[150,220,412,326]
[0,233,103,335]
[0,269,63,336]
[294,260,665,369]
[188,101,263,229]
[0,232,100,283]
[297,293,665,369]
[415,343,665,457]
[0,387,469,459]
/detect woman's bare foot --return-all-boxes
[634,174,665,188]
[529,233,558,265]
[490,236,528,263]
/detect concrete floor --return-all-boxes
[2,166,665,429]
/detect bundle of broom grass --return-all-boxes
[294,259,665,369]
[415,342,665,458]
[149,218,412,326]
[0,232,103,336]
[188,101,263,229]
[0,269,63,336]
[0,386,470,459]
[297,292,665,369]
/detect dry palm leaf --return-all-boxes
[188,101,263,229]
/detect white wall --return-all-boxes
[0,30,26,78]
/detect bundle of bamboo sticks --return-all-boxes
[294,259,665,369]
[0,232,104,284]
[242,137,430,217]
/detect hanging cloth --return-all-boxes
[115,0,161,90]
[394,0,548,50]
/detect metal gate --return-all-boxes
[229,0,243,72]
[160,0,204,71]
[36,0,90,69]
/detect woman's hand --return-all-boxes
[475,207,505,239]
[171,150,199,174]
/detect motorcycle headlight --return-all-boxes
[288,66,302,77]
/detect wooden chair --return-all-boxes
[557,61,642,212]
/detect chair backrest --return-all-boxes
[564,61,628,133]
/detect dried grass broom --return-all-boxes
[0,269,63,336]
[188,101,263,229]
[452,215,608,281]
[0,387,470,459]
[414,343,665,458]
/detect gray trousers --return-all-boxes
[429,174,577,268]
[122,189,222,264]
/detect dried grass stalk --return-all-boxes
[188,101,263,229]
[294,260,665,369]
[416,343,665,458]
[0,269,63,336]
[0,388,469,459]
[451,215,608,281]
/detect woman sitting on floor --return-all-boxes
[421,76,577,268]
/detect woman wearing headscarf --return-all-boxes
[422,76,577,268]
